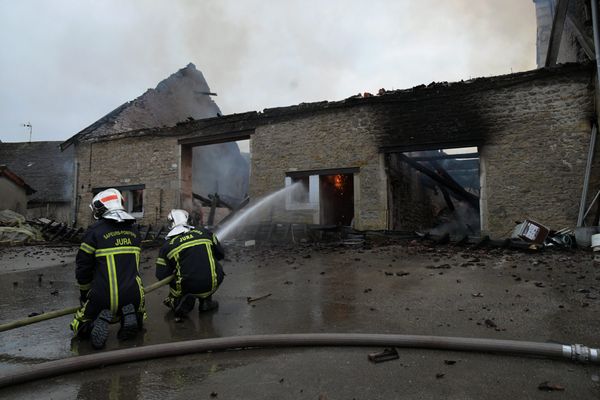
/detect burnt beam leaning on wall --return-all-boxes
[545,0,571,67]
[214,196,250,228]
[192,192,233,210]
[566,14,595,60]
[396,153,479,210]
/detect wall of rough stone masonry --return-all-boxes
[74,136,181,228]
[250,106,388,231]
[479,71,595,237]
[249,65,595,236]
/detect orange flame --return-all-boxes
[333,174,345,191]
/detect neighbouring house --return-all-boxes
[0,165,35,215]
[0,141,74,222]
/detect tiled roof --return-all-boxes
[0,141,74,203]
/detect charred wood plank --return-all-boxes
[207,193,218,226]
[143,225,152,241]
[471,235,490,249]
[214,196,250,228]
[49,225,68,242]
[434,233,450,245]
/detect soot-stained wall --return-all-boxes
[249,63,595,236]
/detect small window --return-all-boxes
[291,176,309,204]
[124,189,144,215]
[92,184,145,218]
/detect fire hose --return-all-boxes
[0,275,174,333]
[0,333,598,388]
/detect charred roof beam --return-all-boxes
[396,153,479,210]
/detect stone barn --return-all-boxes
[64,61,600,238]
[210,62,597,237]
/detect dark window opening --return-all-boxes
[92,184,145,216]
[291,176,309,204]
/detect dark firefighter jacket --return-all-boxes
[76,219,143,315]
[156,228,225,298]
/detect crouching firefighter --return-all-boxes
[70,188,146,349]
[156,209,225,319]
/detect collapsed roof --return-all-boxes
[61,63,221,150]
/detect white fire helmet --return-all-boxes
[168,209,190,229]
[166,209,193,238]
[90,188,126,220]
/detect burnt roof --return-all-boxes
[61,63,221,150]
[63,62,594,145]
[0,141,74,203]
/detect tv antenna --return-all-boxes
[22,122,32,142]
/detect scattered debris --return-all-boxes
[246,293,272,303]
[436,373,445,379]
[484,319,497,328]
[538,381,565,391]
[368,347,399,363]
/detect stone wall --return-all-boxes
[249,64,595,236]
[250,105,388,230]
[70,63,596,237]
[480,70,595,236]
[75,136,181,227]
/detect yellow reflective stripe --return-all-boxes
[174,253,183,296]
[156,257,167,266]
[107,255,119,314]
[71,301,91,333]
[78,282,92,290]
[136,275,146,318]
[206,243,217,292]
[95,246,141,257]
[166,239,212,260]
[79,243,96,254]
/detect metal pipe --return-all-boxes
[0,333,597,388]
[578,124,597,226]
[592,0,600,79]
[0,275,174,333]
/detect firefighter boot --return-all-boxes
[174,294,196,318]
[199,296,219,313]
[91,309,113,349]
[118,304,139,340]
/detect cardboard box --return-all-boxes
[511,219,549,245]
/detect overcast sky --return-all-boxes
[0,0,536,143]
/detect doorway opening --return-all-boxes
[386,146,480,235]
[320,173,354,226]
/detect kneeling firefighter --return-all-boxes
[156,209,225,318]
[70,188,146,349]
